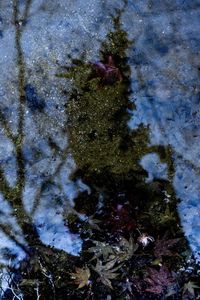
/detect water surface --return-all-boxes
[0,0,199,299]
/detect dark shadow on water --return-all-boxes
[24,84,46,112]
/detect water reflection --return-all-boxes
[0,1,128,297]
[125,1,200,259]
[0,0,199,298]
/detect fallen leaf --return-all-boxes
[87,241,115,261]
[87,215,102,231]
[144,266,174,295]
[92,258,121,289]
[183,281,200,297]
[71,266,91,289]
[154,235,181,258]
[117,236,138,261]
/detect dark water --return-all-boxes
[0,0,199,299]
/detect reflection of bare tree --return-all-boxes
[0,1,74,298]
[0,269,24,300]
[11,0,38,246]
[1,0,54,252]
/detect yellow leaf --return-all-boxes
[71,266,91,289]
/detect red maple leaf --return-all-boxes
[144,266,174,295]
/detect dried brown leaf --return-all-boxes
[71,266,91,289]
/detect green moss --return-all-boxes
[62,18,150,179]
[67,83,148,174]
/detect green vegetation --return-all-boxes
[61,20,149,178]
[56,15,199,300]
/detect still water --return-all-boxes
[0,0,199,299]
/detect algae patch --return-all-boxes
[60,18,149,177]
